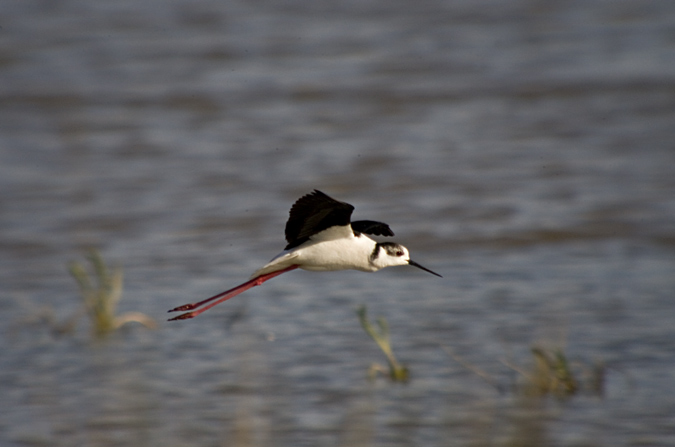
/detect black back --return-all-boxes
[351,220,394,237]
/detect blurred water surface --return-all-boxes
[1,0,675,446]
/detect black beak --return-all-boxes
[408,260,442,277]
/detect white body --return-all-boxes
[251,225,408,278]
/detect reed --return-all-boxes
[516,346,605,398]
[444,344,605,398]
[357,305,408,382]
[69,249,156,337]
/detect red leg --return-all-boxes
[168,265,299,321]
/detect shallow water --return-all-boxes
[2,0,675,446]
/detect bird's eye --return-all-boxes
[396,251,404,257]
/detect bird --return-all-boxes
[168,189,441,321]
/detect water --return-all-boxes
[2,0,675,445]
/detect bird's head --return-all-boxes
[371,242,442,277]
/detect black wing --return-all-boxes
[351,220,394,237]
[284,190,354,249]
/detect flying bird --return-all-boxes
[168,190,441,320]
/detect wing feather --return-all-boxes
[284,190,354,249]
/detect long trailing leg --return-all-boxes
[168,265,299,321]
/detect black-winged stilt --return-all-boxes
[168,190,441,321]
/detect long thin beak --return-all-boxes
[408,260,442,277]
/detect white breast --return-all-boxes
[294,233,378,272]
